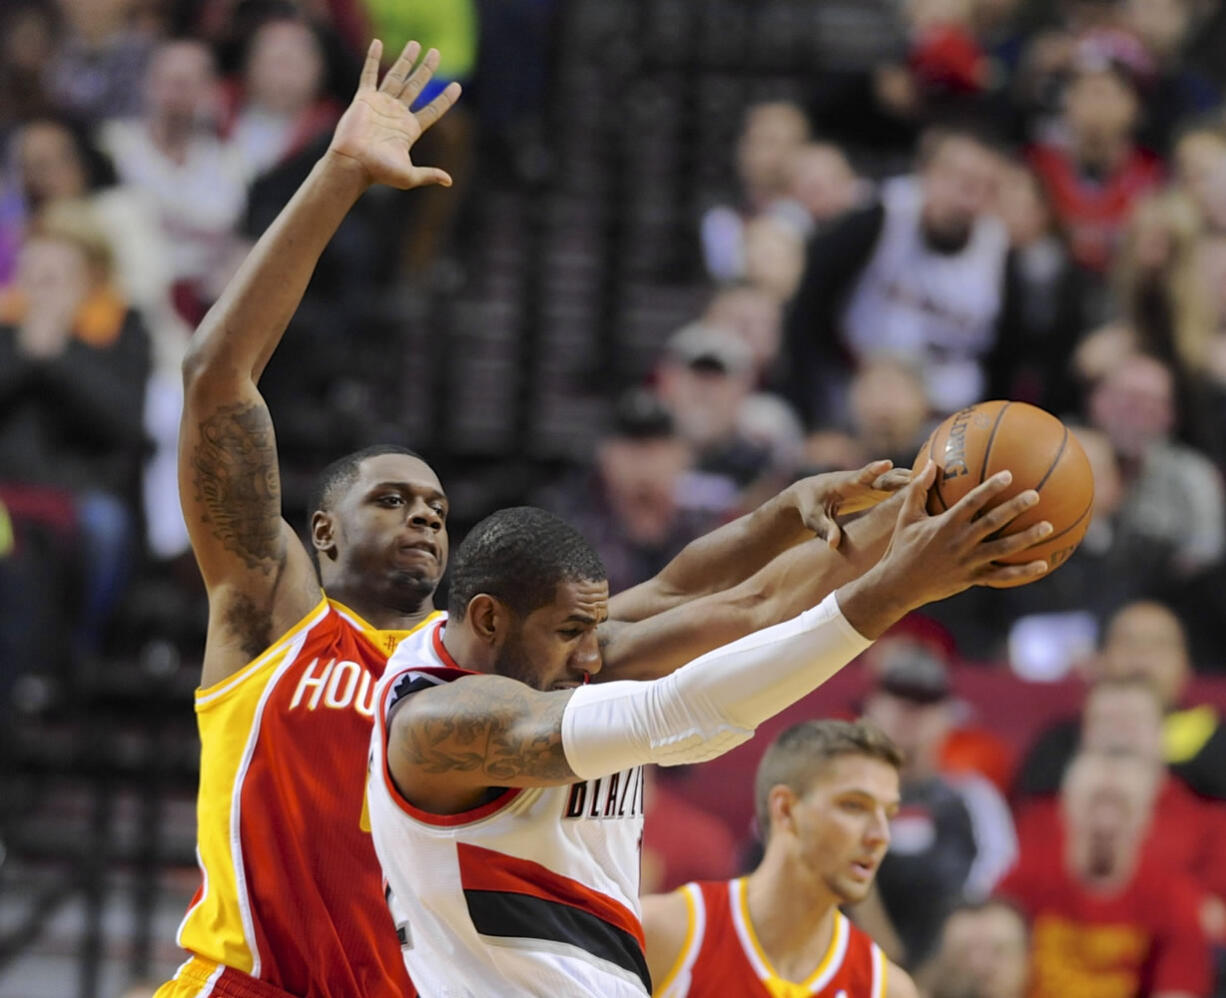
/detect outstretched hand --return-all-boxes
[838,462,1053,638]
[327,39,462,190]
[790,460,913,549]
[887,461,1052,596]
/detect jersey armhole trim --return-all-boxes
[655,883,705,996]
[872,942,887,998]
[195,597,330,707]
[375,672,524,827]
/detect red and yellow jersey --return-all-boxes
[166,597,441,998]
[655,879,886,998]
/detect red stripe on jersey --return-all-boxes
[456,842,645,948]
[431,622,477,673]
[380,751,523,827]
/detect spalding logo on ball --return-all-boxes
[912,400,1095,588]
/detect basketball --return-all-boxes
[912,401,1095,587]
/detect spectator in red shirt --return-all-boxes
[1014,676,1226,933]
[999,748,1211,998]
[1028,54,1163,272]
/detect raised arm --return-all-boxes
[607,461,909,624]
[386,467,1052,816]
[180,40,460,686]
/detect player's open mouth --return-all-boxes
[850,861,875,878]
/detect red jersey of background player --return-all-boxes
[654,878,887,998]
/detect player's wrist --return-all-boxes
[318,147,376,195]
[836,563,914,640]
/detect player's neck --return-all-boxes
[745,859,839,983]
[324,585,437,632]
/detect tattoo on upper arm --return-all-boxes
[399,682,576,784]
[192,402,286,572]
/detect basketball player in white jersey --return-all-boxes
[368,469,1053,996]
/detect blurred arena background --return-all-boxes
[4,0,1226,995]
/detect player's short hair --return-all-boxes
[754,719,903,842]
[447,506,606,620]
[306,444,424,570]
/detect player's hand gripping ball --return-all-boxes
[912,400,1094,587]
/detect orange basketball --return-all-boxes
[912,400,1095,587]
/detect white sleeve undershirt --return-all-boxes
[561,592,872,779]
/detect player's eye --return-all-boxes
[558,628,583,640]
[379,494,404,506]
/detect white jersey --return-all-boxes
[840,175,1008,414]
[367,617,650,997]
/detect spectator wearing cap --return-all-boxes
[783,125,1013,425]
[1027,50,1164,274]
[536,388,717,594]
[856,643,1018,969]
[657,322,805,514]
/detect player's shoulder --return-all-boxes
[884,960,918,998]
[641,885,696,927]
[641,886,701,993]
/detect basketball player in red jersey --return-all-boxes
[158,35,928,998]
[643,720,917,998]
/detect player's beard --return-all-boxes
[493,627,545,690]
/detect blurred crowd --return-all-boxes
[5,0,1226,995]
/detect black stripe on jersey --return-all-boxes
[464,889,651,993]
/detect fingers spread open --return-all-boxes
[974,520,1053,562]
[976,559,1048,587]
[400,46,441,108]
[415,80,462,132]
[360,40,382,91]
[379,40,422,96]
[968,489,1040,542]
[949,470,1013,521]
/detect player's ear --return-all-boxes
[767,785,799,839]
[312,510,337,561]
[467,594,510,645]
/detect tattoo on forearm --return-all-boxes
[192,402,285,572]
[401,683,576,784]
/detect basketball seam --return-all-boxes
[1042,494,1094,544]
[1033,425,1069,494]
[978,402,1012,483]
[929,429,949,512]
